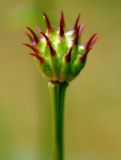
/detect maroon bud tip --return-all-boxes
[39,32,56,56]
[59,11,65,37]
[30,53,45,64]
[43,13,53,33]
[73,14,80,30]
[85,33,99,53]
[80,48,92,62]
[23,43,39,54]
[65,47,73,62]
[26,27,39,43]
[80,34,99,62]
[80,33,99,62]
[73,25,80,45]
[39,32,49,43]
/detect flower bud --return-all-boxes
[24,12,98,83]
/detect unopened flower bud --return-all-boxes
[24,12,98,83]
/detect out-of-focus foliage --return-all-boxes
[0,0,121,159]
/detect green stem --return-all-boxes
[48,81,68,160]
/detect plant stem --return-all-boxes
[48,81,68,160]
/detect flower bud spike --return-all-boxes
[73,25,80,45]
[23,43,39,54]
[65,47,73,62]
[43,13,53,33]
[85,33,99,53]
[73,14,80,30]
[59,11,65,37]
[80,34,98,62]
[26,27,39,43]
[80,48,92,62]
[30,53,45,64]
[39,32,56,56]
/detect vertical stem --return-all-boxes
[48,81,68,160]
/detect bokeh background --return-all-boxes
[0,0,121,159]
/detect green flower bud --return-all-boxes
[24,12,98,83]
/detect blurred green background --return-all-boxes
[0,0,121,159]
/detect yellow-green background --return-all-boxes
[0,0,121,159]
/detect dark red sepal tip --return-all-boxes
[80,48,92,62]
[59,11,65,37]
[30,53,45,64]
[23,43,39,54]
[26,27,39,44]
[80,34,99,62]
[43,13,53,33]
[85,33,99,54]
[39,32,56,56]
[74,14,80,30]
[65,47,73,62]
[73,25,80,45]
